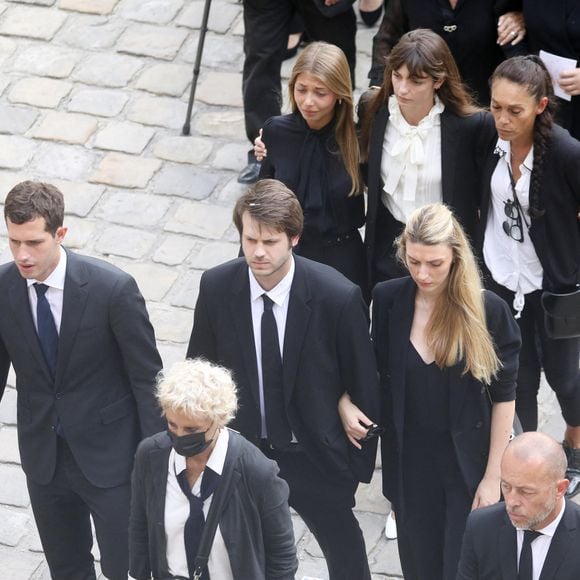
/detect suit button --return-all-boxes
[475,421,483,429]
[55,392,63,399]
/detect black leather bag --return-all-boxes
[541,288,580,340]
[313,0,355,17]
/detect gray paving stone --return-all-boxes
[12,44,79,78]
[194,110,245,139]
[59,0,119,14]
[153,136,212,165]
[176,0,240,34]
[0,506,29,548]
[158,342,187,370]
[120,0,184,24]
[97,225,157,259]
[153,234,196,266]
[0,546,43,578]
[212,142,248,171]
[210,176,247,207]
[50,179,105,217]
[127,95,188,130]
[7,0,56,5]
[168,269,202,309]
[165,200,232,239]
[95,190,172,227]
[89,152,162,188]
[148,302,192,343]
[0,5,67,39]
[62,216,97,249]
[0,387,17,425]
[0,36,17,66]
[231,12,244,36]
[369,538,403,578]
[117,23,189,61]
[73,53,143,88]
[135,63,192,97]
[188,241,238,270]
[355,470,389,515]
[31,142,95,181]
[119,262,179,302]
[8,76,73,108]
[152,164,219,199]
[0,103,38,134]
[0,464,30,507]
[68,88,129,118]
[0,135,36,169]
[0,76,10,97]
[57,14,125,49]
[181,32,243,69]
[32,111,98,145]
[196,72,243,107]
[94,122,155,154]
[0,427,20,464]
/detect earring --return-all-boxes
[338,99,343,104]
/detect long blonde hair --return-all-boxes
[397,203,500,384]
[289,42,362,195]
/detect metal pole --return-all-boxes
[182,0,213,135]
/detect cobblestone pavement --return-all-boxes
[0,2,577,579]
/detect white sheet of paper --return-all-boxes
[539,50,577,102]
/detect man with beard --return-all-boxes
[456,432,580,579]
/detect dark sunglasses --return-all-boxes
[502,199,524,243]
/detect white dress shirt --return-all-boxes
[165,427,233,580]
[249,257,295,439]
[483,139,543,316]
[516,500,566,580]
[27,246,67,333]
[381,94,444,224]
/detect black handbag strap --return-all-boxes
[191,430,242,580]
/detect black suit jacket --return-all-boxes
[364,104,496,284]
[187,256,380,483]
[129,429,297,580]
[457,500,580,579]
[477,122,580,292]
[0,250,164,487]
[372,277,521,512]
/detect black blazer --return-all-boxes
[187,255,380,483]
[364,103,496,285]
[129,429,297,580]
[457,500,580,579]
[372,277,521,512]
[477,122,580,292]
[0,250,164,487]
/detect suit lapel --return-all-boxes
[367,105,390,221]
[282,258,311,405]
[499,515,518,579]
[441,110,460,207]
[539,501,578,580]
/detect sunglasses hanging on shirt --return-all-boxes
[502,162,530,243]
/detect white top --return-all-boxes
[381,94,444,224]
[165,427,233,580]
[26,246,67,333]
[249,257,295,439]
[516,500,566,580]
[483,139,543,316]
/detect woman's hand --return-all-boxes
[497,11,525,46]
[472,476,501,511]
[338,393,374,449]
[559,69,580,97]
[253,128,267,161]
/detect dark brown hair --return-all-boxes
[233,179,304,239]
[4,181,64,235]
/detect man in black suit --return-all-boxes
[457,431,580,580]
[0,181,164,579]
[187,179,380,580]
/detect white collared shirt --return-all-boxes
[483,139,543,316]
[27,246,67,333]
[165,427,233,580]
[249,257,295,439]
[380,95,444,224]
[516,501,566,580]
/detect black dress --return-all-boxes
[259,112,368,298]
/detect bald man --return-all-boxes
[456,432,580,580]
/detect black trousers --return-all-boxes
[264,446,371,580]
[242,0,356,147]
[485,279,580,431]
[27,438,131,580]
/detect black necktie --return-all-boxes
[34,283,58,377]
[177,467,221,580]
[261,294,291,448]
[519,530,542,580]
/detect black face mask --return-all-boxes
[168,428,213,457]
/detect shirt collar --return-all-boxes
[494,138,534,172]
[248,256,295,307]
[27,246,67,290]
[388,94,445,130]
[172,426,230,477]
[535,499,566,538]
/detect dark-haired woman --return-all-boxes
[479,55,580,497]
